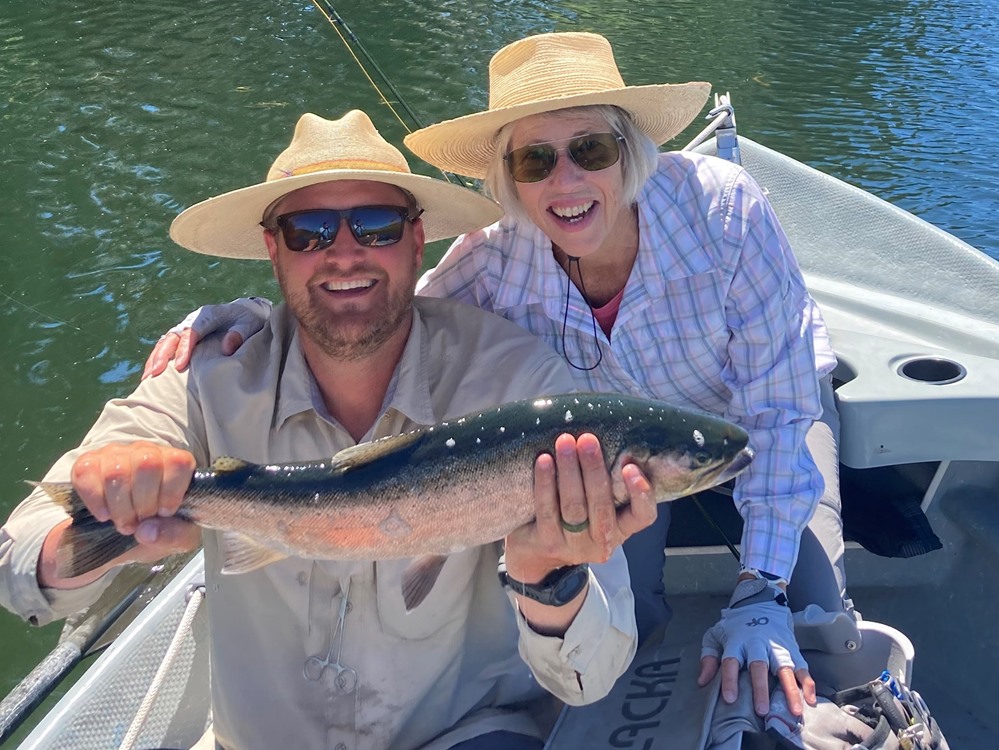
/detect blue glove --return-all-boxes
[168,296,272,343]
[701,577,807,674]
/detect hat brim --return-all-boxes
[404,82,711,180]
[170,170,503,259]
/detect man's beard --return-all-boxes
[282,272,416,362]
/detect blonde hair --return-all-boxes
[483,105,660,222]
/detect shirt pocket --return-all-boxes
[375,547,481,640]
[638,272,728,395]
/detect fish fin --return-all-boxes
[210,456,254,475]
[219,531,287,575]
[401,554,448,611]
[329,431,424,474]
[29,480,138,578]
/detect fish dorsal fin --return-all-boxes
[401,554,448,611]
[329,430,424,474]
[211,456,253,474]
[219,531,287,575]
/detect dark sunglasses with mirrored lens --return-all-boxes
[504,132,625,183]
[263,205,421,251]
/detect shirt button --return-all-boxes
[297,571,307,586]
[335,743,348,750]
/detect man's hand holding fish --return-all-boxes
[35,441,201,590]
[504,432,657,635]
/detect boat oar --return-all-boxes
[0,558,185,744]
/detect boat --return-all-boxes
[6,99,991,749]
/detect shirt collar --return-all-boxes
[489,155,720,318]
[274,302,438,433]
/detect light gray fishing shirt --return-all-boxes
[0,296,638,750]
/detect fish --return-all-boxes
[39,393,754,609]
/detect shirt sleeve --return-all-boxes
[0,366,207,626]
[417,231,501,313]
[513,547,637,705]
[720,168,825,580]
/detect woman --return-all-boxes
[146,32,845,718]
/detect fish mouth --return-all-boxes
[714,446,755,484]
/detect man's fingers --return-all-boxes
[553,434,589,540]
[532,452,561,547]
[575,433,615,549]
[71,454,112,523]
[750,660,771,715]
[615,463,657,536]
[134,517,201,554]
[99,448,139,534]
[129,447,165,524]
[158,448,196,516]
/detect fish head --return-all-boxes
[608,410,754,503]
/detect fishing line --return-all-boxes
[309,0,472,188]
[0,287,83,332]
[310,0,416,133]
[691,492,741,562]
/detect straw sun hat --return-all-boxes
[170,110,503,260]
[404,32,711,180]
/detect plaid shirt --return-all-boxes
[417,151,836,579]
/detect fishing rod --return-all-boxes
[309,0,473,188]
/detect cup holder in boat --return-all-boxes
[896,356,966,385]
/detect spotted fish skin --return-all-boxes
[44,393,753,579]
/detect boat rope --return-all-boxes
[308,0,472,188]
[118,584,205,750]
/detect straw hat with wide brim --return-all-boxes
[404,32,712,180]
[170,110,504,260]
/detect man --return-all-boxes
[0,110,656,750]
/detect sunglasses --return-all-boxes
[263,206,421,251]
[504,132,625,183]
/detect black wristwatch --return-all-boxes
[498,559,590,607]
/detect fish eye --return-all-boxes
[693,451,712,466]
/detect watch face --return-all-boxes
[553,566,588,603]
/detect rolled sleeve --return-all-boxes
[514,548,636,705]
[0,365,203,625]
[0,472,130,624]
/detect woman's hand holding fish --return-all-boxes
[38,442,202,588]
[504,432,657,634]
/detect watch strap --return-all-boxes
[498,559,589,607]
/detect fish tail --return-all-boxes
[30,480,139,578]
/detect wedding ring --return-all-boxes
[560,518,590,533]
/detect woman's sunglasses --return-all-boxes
[504,132,625,183]
[263,205,422,251]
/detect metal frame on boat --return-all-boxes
[10,101,997,749]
